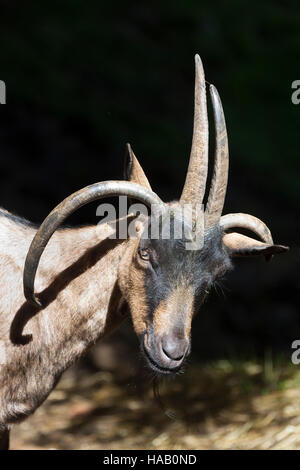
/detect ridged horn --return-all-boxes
[220,213,273,244]
[180,54,208,205]
[23,181,164,307]
[205,85,229,228]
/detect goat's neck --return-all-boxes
[22,222,131,367]
[0,221,133,427]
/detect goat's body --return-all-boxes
[0,210,128,431]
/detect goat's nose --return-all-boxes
[161,335,189,362]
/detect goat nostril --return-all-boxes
[161,335,188,362]
[161,333,189,363]
[162,347,184,361]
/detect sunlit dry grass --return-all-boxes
[11,356,300,450]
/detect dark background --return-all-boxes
[0,0,299,363]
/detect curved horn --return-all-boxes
[205,85,229,228]
[220,213,273,244]
[180,54,208,205]
[23,181,164,307]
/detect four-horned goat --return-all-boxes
[0,55,288,449]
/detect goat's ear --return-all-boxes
[223,232,289,261]
[124,143,152,190]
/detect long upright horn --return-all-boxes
[180,54,208,205]
[23,181,164,307]
[205,85,229,228]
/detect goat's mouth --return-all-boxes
[142,339,182,375]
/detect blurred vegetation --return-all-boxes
[12,353,300,449]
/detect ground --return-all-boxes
[11,353,300,450]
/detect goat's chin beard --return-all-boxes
[141,337,183,376]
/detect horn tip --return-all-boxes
[278,244,290,252]
[194,54,203,67]
[209,83,218,96]
[126,143,134,158]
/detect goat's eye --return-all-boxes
[139,249,150,261]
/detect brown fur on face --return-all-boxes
[118,237,195,342]
[117,216,204,375]
[118,234,149,337]
[117,213,234,374]
[152,286,194,340]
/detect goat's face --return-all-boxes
[119,219,232,375]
